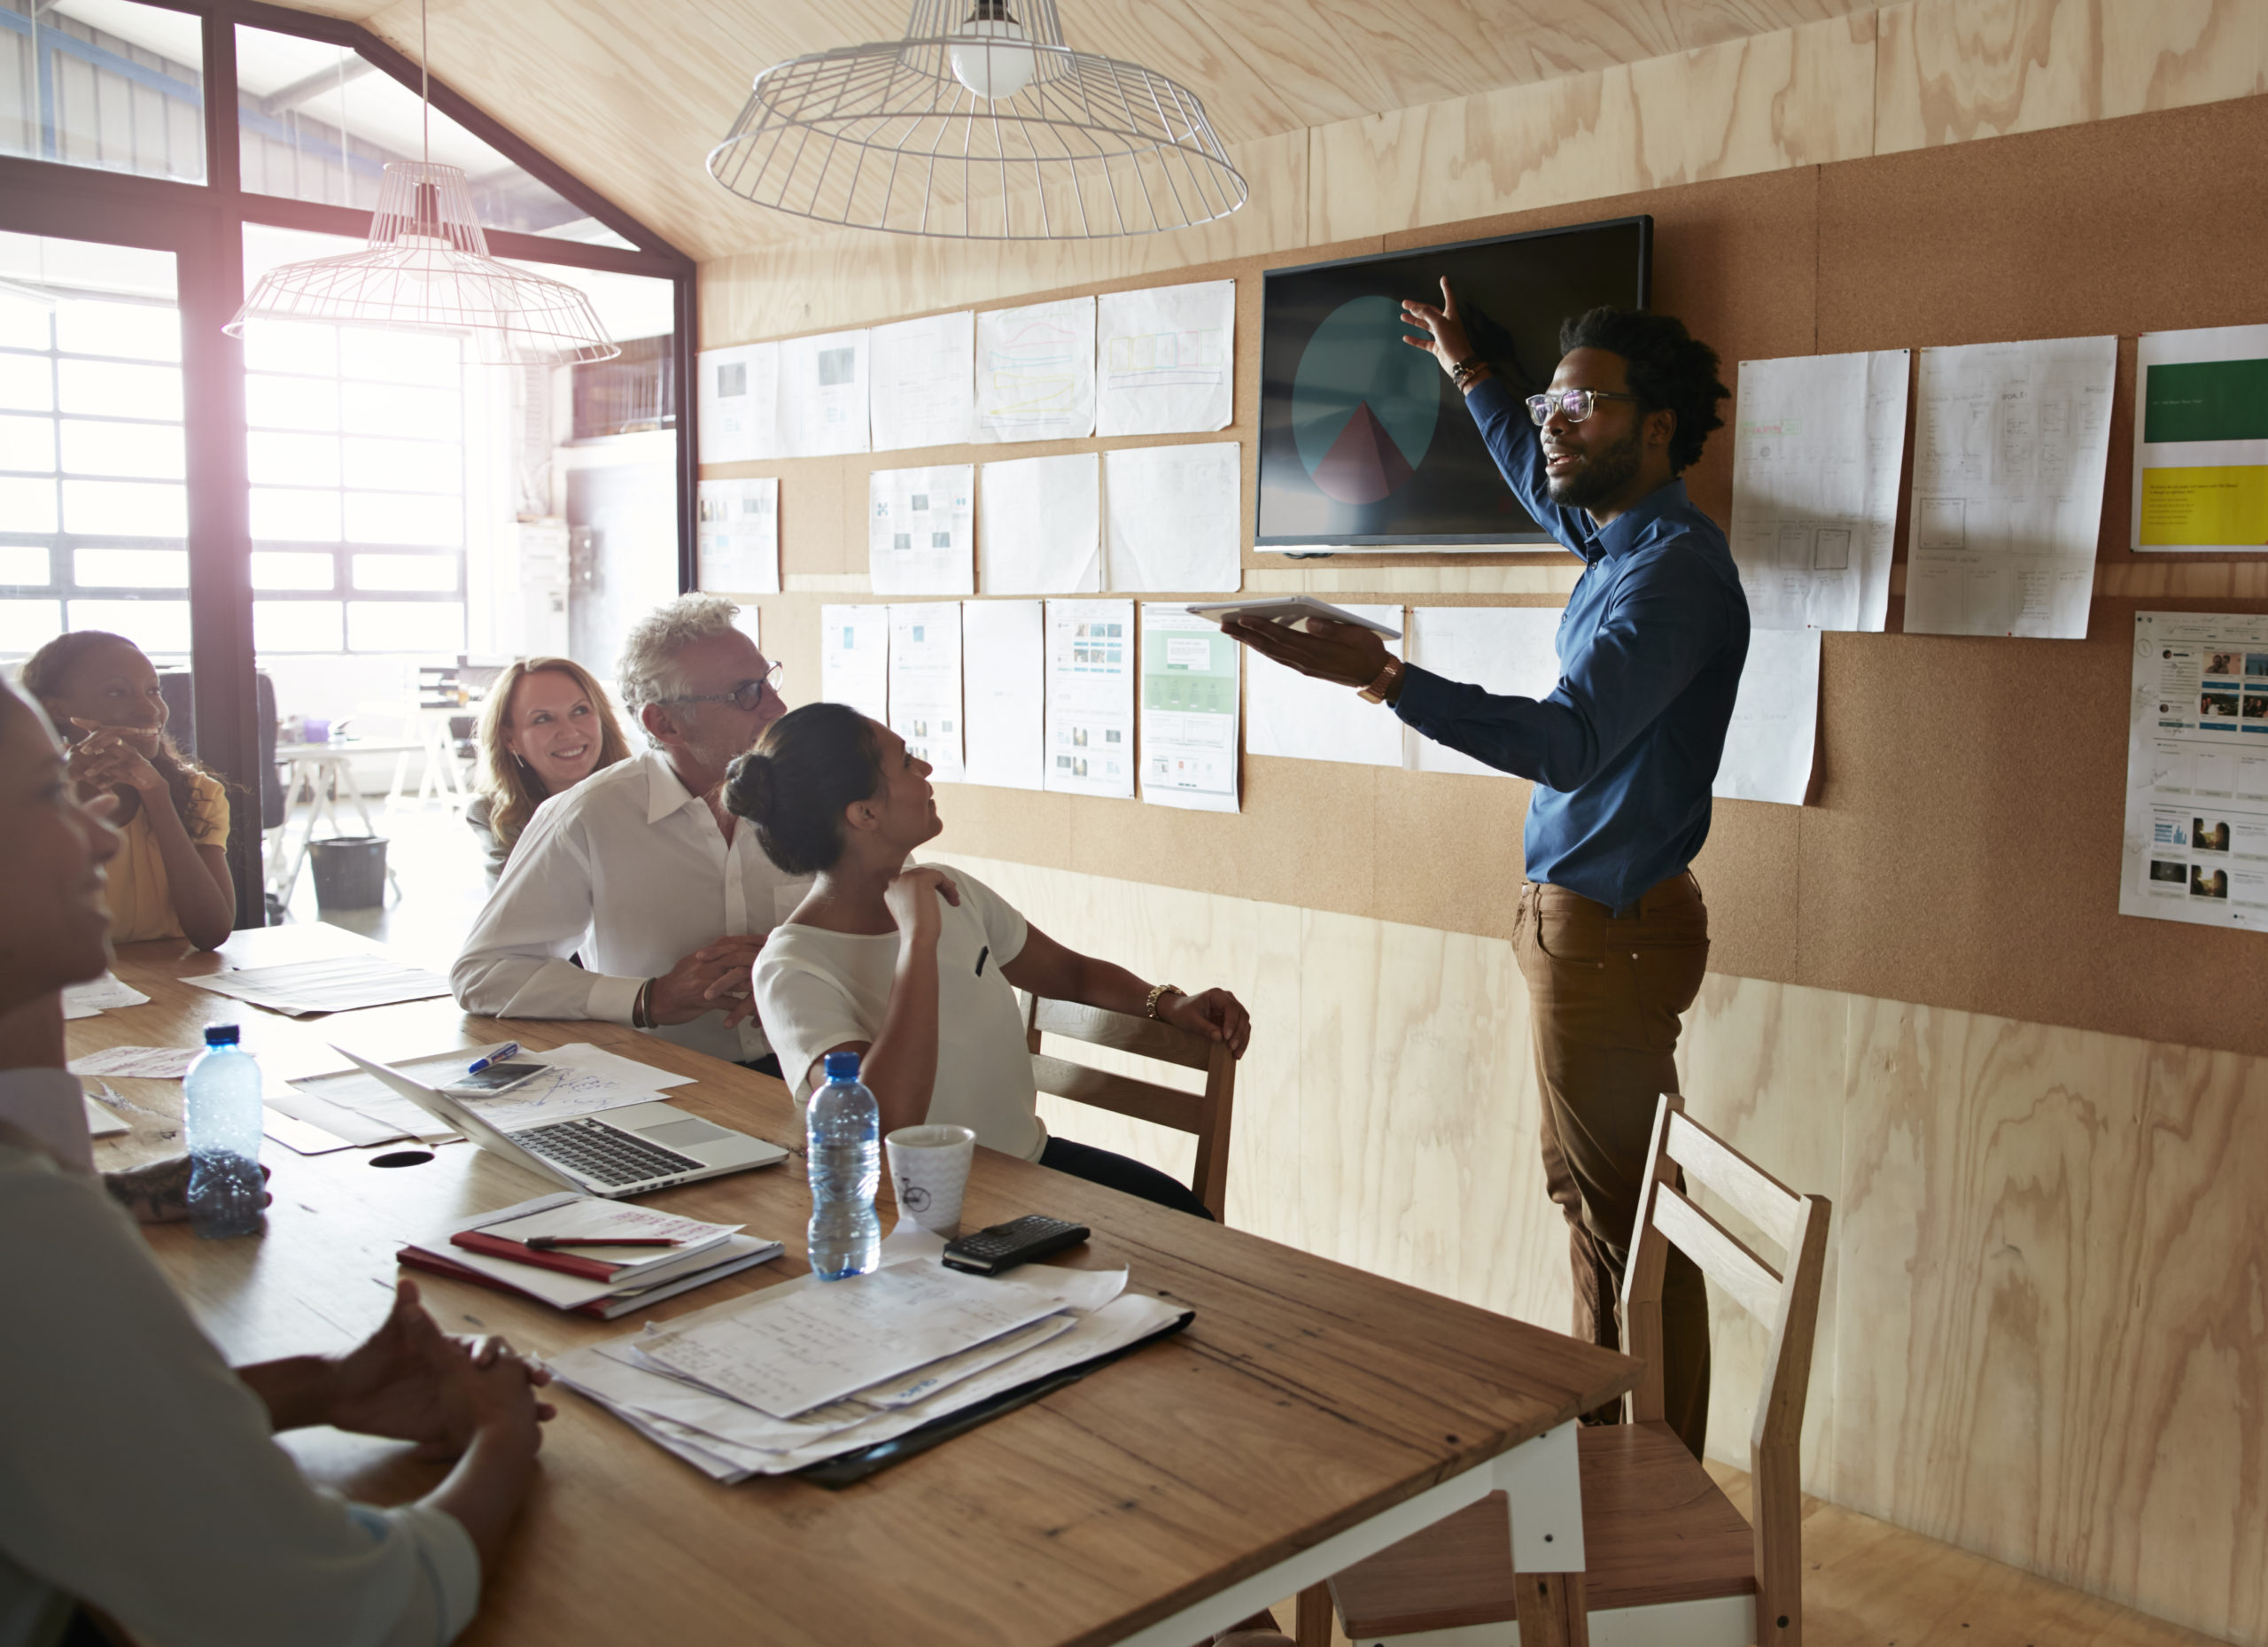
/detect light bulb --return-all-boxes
[948,0,1033,100]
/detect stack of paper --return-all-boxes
[185,955,450,1016]
[400,1193,781,1319]
[270,1041,695,1151]
[548,1229,1190,1480]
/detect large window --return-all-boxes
[0,0,206,183]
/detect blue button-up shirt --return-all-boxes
[1394,374,1750,909]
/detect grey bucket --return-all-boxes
[307,835,389,912]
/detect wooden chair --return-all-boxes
[1302,1093,1831,1647]
[1020,991,1236,1220]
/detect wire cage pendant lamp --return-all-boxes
[709,0,1247,241]
[225,1,616,365]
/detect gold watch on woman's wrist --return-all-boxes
[1358,656,1405,705]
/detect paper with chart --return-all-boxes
[2119,611,2268,929]
[819,604,889,722]
[779,329,870,457]
[2131,325,2268,552]
[1409,607,1565,778]
[695,478,779,594]
[961,599,1045,789]
[868,465,975,595]
[1104,441,1242,592]
[1097,279,1234,437]
[1139,606,1239,812]
[1045,599,1134,797]
[695,342,781,463]
[1905,335,2116,640]
[1729,350,1907,632]
[976,297,1095,442]
[980,453,1099,593]
[868,310,975,451]
[1712,627,1820,805]
[1246,603,1406,768]
[887,602,964,782]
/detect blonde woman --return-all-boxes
[466,658,633,885]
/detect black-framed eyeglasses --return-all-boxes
[664,661,784,713]
[1525,388,1642,426]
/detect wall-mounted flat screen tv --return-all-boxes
[1256,215,1652,550]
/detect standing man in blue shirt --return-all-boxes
[1225,291,1744,1460]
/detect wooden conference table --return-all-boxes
[73,925,1638,1647]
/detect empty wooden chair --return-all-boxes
[1021,991,1236,1220]
[1305,1092,1830,1646]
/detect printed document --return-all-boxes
[1044,599,1135,797]
[819,604,889,722]
[1906,335,2115,640]
[1104,441,1242,593]
[980,453,1099,593]
[1097,278,1234,436]
[868,310,975,451]
[887,602,965,782]
[1139,605,1239,812]
[1245,603,1406,767]
[185,955,449,1016]
[1729,350,1907,631]
[779,329,871,458]
[2120,611,2268,929]
[1712,627,1819,805]
[1408,607,1564,778]
[696,478,779,594]
[695,342,781,463]
[61,972,150,1019]
[976,297,1095,442]
[868,465,975,595]
[2131,325,2268,552]
[960,599,1045,790]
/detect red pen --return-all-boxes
[524,1235,682,1249]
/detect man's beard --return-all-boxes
[681,708,758,773]
[1545,422,1643,509]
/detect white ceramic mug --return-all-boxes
[885,1123,977,1236]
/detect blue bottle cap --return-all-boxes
[204,1024,241,1046]
[823,1050,860,1080]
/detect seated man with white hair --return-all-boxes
[453,595,807,1071]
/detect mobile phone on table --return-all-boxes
[941,1215,1091,1276]
[440,1061,548,1097]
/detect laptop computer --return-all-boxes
[331,1045,788,1198]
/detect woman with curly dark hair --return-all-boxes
[19,629,235,949]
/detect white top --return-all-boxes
[452,749,811,1065]
[754,868,1044,1161]
[0,1127,480,1647]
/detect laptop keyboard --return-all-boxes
[514,1116,703,1187]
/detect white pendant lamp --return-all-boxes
[226,0,616,365]
[709,0,1247,241]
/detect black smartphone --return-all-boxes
[440,1061,548,1097]
[941,1215,1091,1276]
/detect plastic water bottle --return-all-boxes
[184,1024,265,1240]
[806,1050,880,1281]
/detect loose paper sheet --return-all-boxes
[82,1094,129,1136]
[1103,441,1242,593]
[888,602,965,782]
[779,329,871,458]
[1139,605,1239,812]
[960,599,1045,790]
[2120,611,2268,928]
[869,310,975,452]
[867,465,975,595]
[72,1045,198,1079]
[976,297,1095,442]
[1044,599,1135,798]
[1097,278,1234,437]
[1408,607,1565,778]
[1906,335,2117,640]
[2131,325,2268,553]
[60,972,150,1019]
[695,342,781,463]
[1245,604,1406,767]
[696,478,779,594]
[1712,627,1820,805]
[980,453,1099,594]
[1730,350,1908,632]
[185,956,450,1016]
[819,604,890,723]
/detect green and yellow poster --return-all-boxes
[2134,326,2268,551]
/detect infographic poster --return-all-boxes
[2120,611,2268,930]
[2132,325,2268,552]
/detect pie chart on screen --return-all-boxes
[1290,295,1441,505]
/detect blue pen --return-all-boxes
[466,1042,520,1075]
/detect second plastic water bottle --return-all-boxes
[806,1050,880,1281]
[184,1023,266,1240]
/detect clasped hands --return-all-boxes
[66,719,167,801]
[649,933,773,1029]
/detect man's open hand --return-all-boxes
[1221,617,1390,689]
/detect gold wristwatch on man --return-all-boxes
[1358,656,1405,705]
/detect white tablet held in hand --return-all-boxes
[1185,597,1402,638]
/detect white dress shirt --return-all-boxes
[452,748,810,1064]
[0,1066,89,1175]
[0,1130,480,1647]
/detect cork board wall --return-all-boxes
[726,93,2268,1060]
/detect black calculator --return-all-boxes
[941,1215,1091,1276]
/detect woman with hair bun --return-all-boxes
[727,703,1250,1218]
